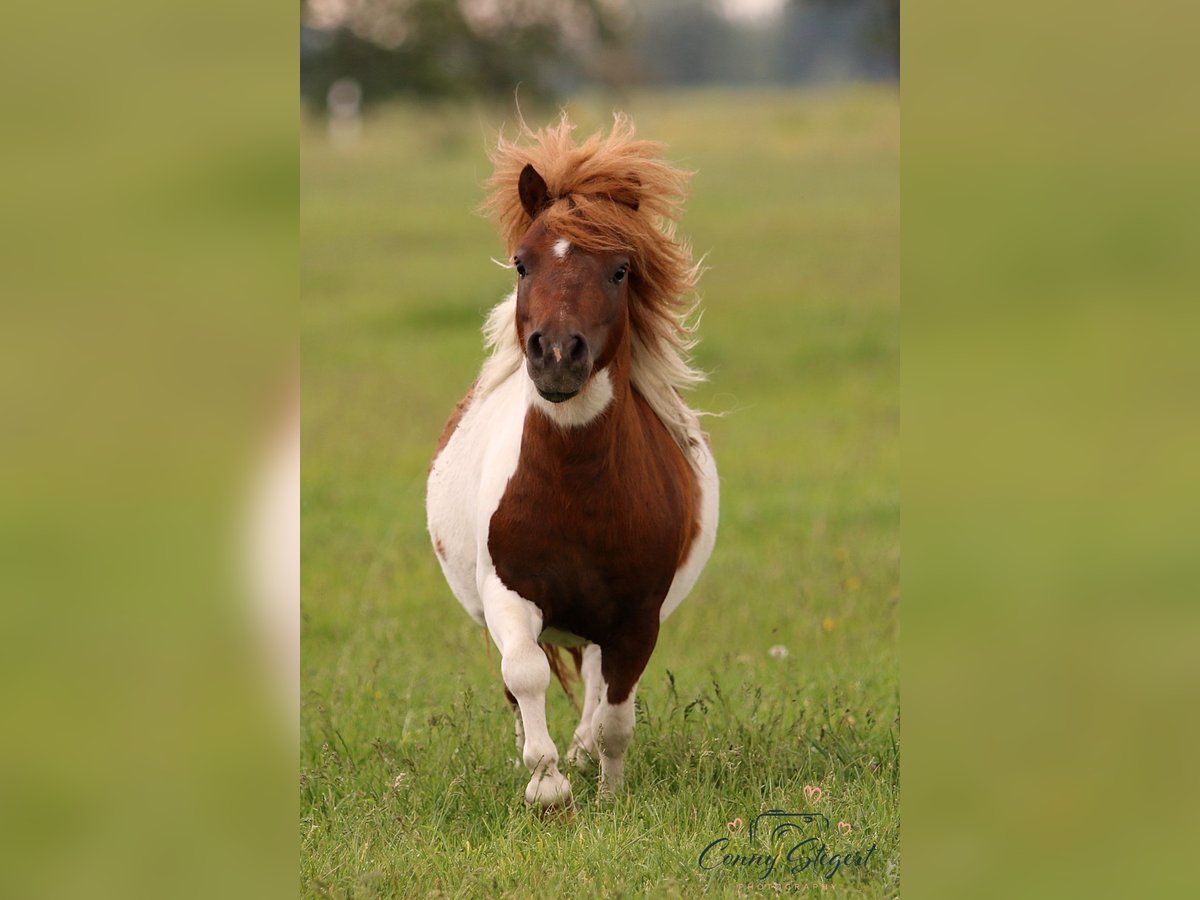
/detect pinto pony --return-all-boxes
[426,115,718,809]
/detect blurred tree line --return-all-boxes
[301,0,899,109]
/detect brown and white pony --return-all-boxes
[426,115,718,809]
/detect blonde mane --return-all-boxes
[477,112,707,458]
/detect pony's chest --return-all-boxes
[499,456,677,551]
[487,415,695,628]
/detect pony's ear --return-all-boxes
[518,164,551,219]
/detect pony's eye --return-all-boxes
[612,264,628,284]
[514,258,527,278]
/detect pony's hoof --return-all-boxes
[524,768,572,810]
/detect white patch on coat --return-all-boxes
[527,368,613,429]
[426,364,527,626]
[552,238,571,259]
[659,434,720,622]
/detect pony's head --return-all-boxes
[510,163,634,402]
[481,114,707,447]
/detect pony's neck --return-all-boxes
[598,324,634,428]
[609,317,633,377]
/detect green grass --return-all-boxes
[301,88,899,898]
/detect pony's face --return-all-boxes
[512,165,631,403]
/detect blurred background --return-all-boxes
[301,0,898,110]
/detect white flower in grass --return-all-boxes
[768,644,789,659]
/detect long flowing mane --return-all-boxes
[477,113,706,458]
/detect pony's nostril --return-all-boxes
[567,334,588,364]
[527,331,545,360]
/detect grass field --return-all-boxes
[301,88,899,897]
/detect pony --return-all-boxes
[426,114,719,809]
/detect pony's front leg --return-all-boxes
[594,682,638,795]
[594,632,656,796]
[481,573,571,809]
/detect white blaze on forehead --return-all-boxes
[552,238,571,259]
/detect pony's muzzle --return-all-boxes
[526,330,591,402]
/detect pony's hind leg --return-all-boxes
[481,573,572,809]
[566,644,602,769]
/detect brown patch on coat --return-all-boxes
[433,537,446,560]
[488,341,700,706]
[429,379,477,474]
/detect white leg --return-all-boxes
[593,682,638,795]
[566,644,602,769]
[481,573,571,808]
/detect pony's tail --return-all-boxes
[541,643,583,713]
